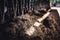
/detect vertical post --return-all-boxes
[27,0,29,11]
[18,0,22,16]
[0,0,4,23]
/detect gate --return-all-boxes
[0,0,37,23]
[0,0,50,23]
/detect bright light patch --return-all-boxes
[37,12,50,22]
[34,22,41,27]
[25,26,35,36]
